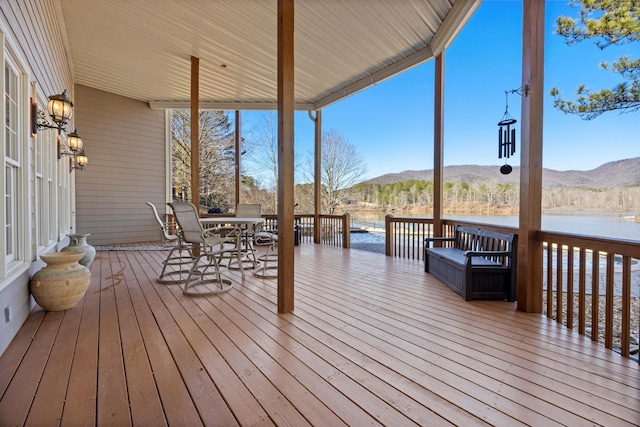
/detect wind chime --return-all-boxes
[497,89,517,175]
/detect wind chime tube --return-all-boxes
[498,127,503,158]
[505,126,510,158]
[511,128,516,155]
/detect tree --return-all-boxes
[550,0,640,119]
[307,129,367,214]
[171,109,235,212]
[294,183,314,213]
[243,112,279,213]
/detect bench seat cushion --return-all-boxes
[426,248,503,266]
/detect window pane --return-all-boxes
[4,63,18,161]
[5,166,14,260]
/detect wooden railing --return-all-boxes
[382,216,639,361]
[261,213,350,248]
[384,215,434,259]
[382,216,516,259]
[539,231,639,360]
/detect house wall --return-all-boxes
[0,0,75,356]
[73,85,168,245]
[1,0,74,99]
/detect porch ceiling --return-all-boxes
[58,0,480,110]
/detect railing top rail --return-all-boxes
[538,230,640,257]
[386,215,433,225]
[261,213,344,219]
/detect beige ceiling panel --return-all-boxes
[58,0,480,110]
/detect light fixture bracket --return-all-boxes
[35,109,65,132]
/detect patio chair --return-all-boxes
[235,203,262,218]
[253,228,278,279]
[146,202,193,284]
[168,202,243,295]
[233,203,262,269]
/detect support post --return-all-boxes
[277,0,295,313]
[342,213,350,248]
[235,110,241,207]
[433,51,444,238]
[517,0,545,311]
[385,214,393,256]
[190,56,200,214]
[309,109,322,244]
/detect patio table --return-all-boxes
[200,217,265,270]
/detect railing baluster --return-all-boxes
[556,245,563,325]
[567,246,574,330]
[546,243,553,319]
[591,250,600,343]
[621,256,631,359]
[578,248,586,335]
[605,253,614,349]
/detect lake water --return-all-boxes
[351,212,640,242]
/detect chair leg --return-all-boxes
[157,245,194,284]
[228,234,259,271]
[182,253,234,296]
[254,242,278,279]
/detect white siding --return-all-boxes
[0,0,74,356]
[74,85,167,245]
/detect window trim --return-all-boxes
[1,31,33,279]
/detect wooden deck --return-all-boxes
[1,244,638,426]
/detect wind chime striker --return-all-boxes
[498,90,517,175]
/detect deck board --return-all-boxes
[61,255,101,425]
[0,243,638,426]
[129,251,240,427]
[124,250,205,426]
[25,300,83,426]
[296,251,637,424]
[0,310,63,426]
[112,251,166,426]
[97,251,131,426]
[0,309,44,397]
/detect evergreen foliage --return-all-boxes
[550,0,640,119]
[351,180,520,210]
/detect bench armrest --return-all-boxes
[424,237,455,248]
[464,250,512,258]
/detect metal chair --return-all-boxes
[146,202,193,284]
[168,202,243,295]
[233,203,262,269]
[253,228,278,279]
[235,203,262,218]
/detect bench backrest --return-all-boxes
[454,226,517,265]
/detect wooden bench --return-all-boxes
[424,226,517,301]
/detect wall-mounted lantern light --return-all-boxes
[73,151,88,170]
[35,89,88,170]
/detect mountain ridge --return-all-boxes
[360,157,640,189]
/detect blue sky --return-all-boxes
[242,0,639,181]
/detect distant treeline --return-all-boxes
[349,180,640,212]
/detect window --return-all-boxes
[4,60,19,265]
[35,124,46,247]
[1,37,29,278]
